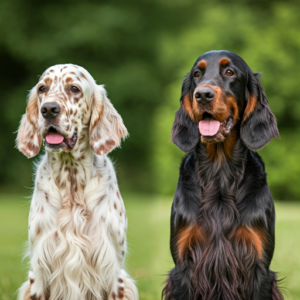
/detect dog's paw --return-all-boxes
[28,269,45,300]
[109,271,126,300]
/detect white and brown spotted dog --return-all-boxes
[16,64,138,300]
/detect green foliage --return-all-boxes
[0,0,299,199]
[152,1,300,199]
[0,193,299,299]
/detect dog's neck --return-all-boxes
[195,136,249,237]
[46,129,94,199]
[195,135,247,194]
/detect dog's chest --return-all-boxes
[29,155,124,250]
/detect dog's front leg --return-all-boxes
[19,168,58,300]
[105,191,138,300]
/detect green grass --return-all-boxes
[0,194,299,300]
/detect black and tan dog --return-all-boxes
[162,51,283,300]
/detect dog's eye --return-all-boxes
[225,69,234,76]
[39,85,46,92]
[194,71,201,78]
[71,86,80,93]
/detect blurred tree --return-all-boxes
[0,0,299,199]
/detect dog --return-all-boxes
[16,64,138,300]
[162,51,283,300]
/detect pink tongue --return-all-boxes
[45,132,64,144]
[199,119,220,136]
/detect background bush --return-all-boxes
[1,0,299,200]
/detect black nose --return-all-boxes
[194,87,215,105]
[41,102,61,119]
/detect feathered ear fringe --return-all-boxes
[16,86,42,158]
[89,85,128,155]
[171,73,199,152]
[241,72,280,150]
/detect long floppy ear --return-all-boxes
[89,85,128,155]
[171,74,199,152]
[16,86,42,158]
[240,72,280,150]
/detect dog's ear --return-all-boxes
[16,86,42,158]
[240,72,280,150]
[89,85,128,155]
[171,74,199,152]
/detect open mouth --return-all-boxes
[199,113,233,143]
[44,126,78,150]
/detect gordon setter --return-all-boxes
[162,50,283,300]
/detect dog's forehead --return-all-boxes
[194,51,247,71]
[39,64,93,85]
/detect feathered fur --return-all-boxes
[17,64,138,300]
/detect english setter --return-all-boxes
[17,64,138,300]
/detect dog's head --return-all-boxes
[17,64,128,158]
[171,50,280,152]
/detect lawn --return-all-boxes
[0,193,299,300]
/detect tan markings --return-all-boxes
[116,191,120,199]
[70,72,76,75]
[232,225,265,259]
[193,85,228,123]
[206,126,239,163]
[80,72,87,80]
[177,224,206,261]
[242,94,257,123]
[93,140,116,155]
[26,91,39,124]
[30,278,34,284]
[50,69,54,72]
[118,285,125,298]
[31,294,42,300]
[197,59,207,69]
[65,77,73,84]
[226,94,240,126]
[20,139,41,158]
[182,93,194,120]
[219,58,230,66]
[114,203,117,210]
[98,195,106,205]
[36,225,41,236]
[89,99,103,132]
[22,284,31,300]
[224,128,239,159]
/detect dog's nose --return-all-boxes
[194,87,215,105]
[41,102,61,119]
